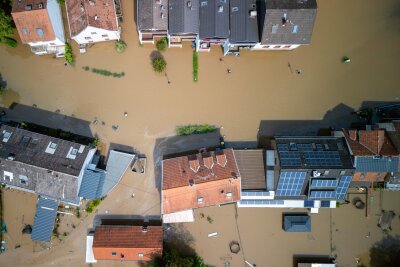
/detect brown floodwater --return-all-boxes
[0,0,399,266]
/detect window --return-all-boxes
[101,34,108,37]
[49,42,56,45]
[283,45,291,48]
[138,253,144,257]
[22,27,28,35]
[262,45,270,48]
[36,28,44,36]
[111,252,117,256]
[50,142,57,149]
[45,141,57,154]
[84,37,92,40]
[291,25,298,33]
[3,171,13,182]
[22,136,30,143]
[197,197,204,203]
[91,32,97,34]
[71,148,78,156]
[271,24,278,34]
[19,175,28,184]
[274,45,281,48]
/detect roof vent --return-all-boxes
[282,13,288,26]
[89,0,95,6]
[161,12,164,19]
[38,2,43,8]
[7,153,16,161]
[216,153,227,167]
[203,155,214,169]
[249,10,257,18]
[232,7,238,12]
[226,192,232,198]
[94,15,99,20]
[189,158,200,172]
[218,5,223,12]
[231,172,238,179]
[189,179,195,187]
[141,226,148,232]
[187,1,192,8]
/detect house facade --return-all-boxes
[137,0,168,44]
[161,148,241,223]
[239,137,355,210]
[168,0,200,47]
[224,0,258,56]
[340,127,400,188]
[89,225,163,262]
[253,0,317,51]
[197,0,229,52]
[11,0,65,56]
[65,0,120,46]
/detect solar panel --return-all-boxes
[278,151,302,166]
[277,144,288,151]
[310,190,337,199]
[297,143,313,151]
[239,200,284,205]
[304,200,314,208]
[320,200,331,208]
[336,175,352,200]
[304,151,342,166]
[310,179,338,188]
[276,171,307,196]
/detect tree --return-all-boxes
[152,57,167,73]
[148,249,214,267]
[156,38,167,52]
[115,40,127,53]
[0,10,16,48]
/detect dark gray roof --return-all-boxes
[199,0,229,39]
[229,0,258,43]
[354,156,400,173]
[283,214,311,232]
[31,197,58,242]
[137,0,168,31]
[261,0,317,45]
[0,125,90,176]
[234,149,266,190]
[169,0,200,34]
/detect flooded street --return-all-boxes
[0,0,400,266]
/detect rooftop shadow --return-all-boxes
[164,223,196,256]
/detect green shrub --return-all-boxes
[176,124,217,136]
[1,37,17,48]
[56,0,65,4]
[152,57,167,73]
[115,40,127,53]
[82,66,90,71]
[65,43,74,65]
[85,198,102,213]
[193,51,198,82]
[156,38,167,52]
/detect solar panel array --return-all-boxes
[240,200,285,205]
[276,171,306,196]
[310,190,337,199]
[336,175,352,200]
[241,191,271,197]
[304,151,342,166]
[310,179,338,188]
[278,151,302,166]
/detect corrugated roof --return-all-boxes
[78,168,106,199]
[234,149,266,190]
[169,0,199,34]
[199,0,229,39]
[261,0,317,45]
[283,214,311,232]
[229,0,258,43]
[137,0,168,31]
[31,197,58,242]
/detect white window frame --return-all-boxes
[3,171,13,181]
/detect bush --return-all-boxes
[115,40,127,53]
[193,51,198,82]
[56,0,65,4]
[1,37,17,48]
[85,198,102,213]
[91,68,124,78]
[82,66,90,71]
[176,124,217,136]
[156,38,167,52]
[65,43,74,65]
[152,57,167,73]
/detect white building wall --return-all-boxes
[46,0,65,43]
[252,44,300,50]
[73,26,120,45]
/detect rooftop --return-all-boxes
[168,0,200,35]
[162,148,240,190]
[234,149,266,190]
[261,0,317,45]
[199,0,229,39]
[229,0,258,43]
[11,0,55,44]
[342,128,399,156]
[92,225,163,261]
[275,136,353,169]
[137,0,168,31]
[283,214,311,232]
[31,197,58,242]
[65,0,118,37]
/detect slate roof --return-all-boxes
[229,0,258,43]
[11,0,56,44]
[65,0,118,37]
[162,148,240,190]
[283,214,311,232]
[199,0,229,39]
[0,124,90,176]
[92,225,163,261]
[31,197,58,242]
[260,0,317,45]
[137,0,168,31]
[343,129,399,156]
[234,149,266,190]
[168,0,200,34]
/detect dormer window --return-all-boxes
[197,197,204,203]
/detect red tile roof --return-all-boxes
[162,148,240,190]
[12,0,55,44]
[343,129,398,156]
[92,226,163,261]
[65,0,118,37]
[352,171,387,182]
[162,149,241,214]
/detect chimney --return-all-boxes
[189,179,195,187]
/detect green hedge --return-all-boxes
[193,51,198,82]
[176,124,216,136]
[1,37,17,48]
[65,43,73,65]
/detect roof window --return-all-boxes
[22,136,30,143]
[67,147,78,159]
[197,197,204,203]
[22,27,28,35]
[201,1,207,7]
[36,28,44,37]
[45,141,57,154]
[271,24,278,34]
[138,253,144,257]
[111,252,117,256]
[292,25,299,33]
[3,171,13,182]
[2,130,12,143]
[25,5,32,10]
